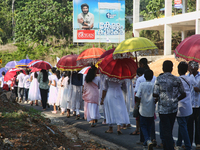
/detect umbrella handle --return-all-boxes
[135,52,138,68]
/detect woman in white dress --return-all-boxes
[56,71,63,108]
[100,78,130,135]
[29,72,41,106]
[60,71,70,116]
[48,68,59,113]
[82,66,101,127]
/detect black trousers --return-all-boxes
[40,88,48,109]
[187,107,200,146]
[24,88,29,101]
[14,87,18,97]
[159,112,177,150]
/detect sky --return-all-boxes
[73,0,125,29]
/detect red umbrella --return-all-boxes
[99,48,115,60]
[56,54,85,71]
[28,60,41,68]
[30,61,52,70]
[77,47,106,65]
[98,53,138,80]
[30,67,41,72]
[174,34,200,62]
[4,68,26,82]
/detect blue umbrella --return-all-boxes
[0,68,8,77]
[15,59,32,68]
[5,61,18,69]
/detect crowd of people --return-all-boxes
[0,58,200,150]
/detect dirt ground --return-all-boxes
[0,91,113,150]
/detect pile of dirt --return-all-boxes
[149,57,180,77]
[0,91,110,150]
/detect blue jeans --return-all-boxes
[140,115,154,145]
[24,88,29,101]
[176,116,191,150]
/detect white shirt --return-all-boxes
[136,81,155,117]
[23,75,30,89]
[17,73,25,88]
[134,74,156,93]
[92,76,100,88]
[177,75,193,117]
[78,12,94,29]
[0,76,4,87]
[187,72,200,107]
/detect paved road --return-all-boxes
[20,102,196,150]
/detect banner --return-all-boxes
[73,0,125,43]
[174,0,182,8]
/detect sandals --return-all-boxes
[75,115,80,120]
[105,130,113,134]
[90,123,96,127]
[117,130,122,135]
[130,130,140,135]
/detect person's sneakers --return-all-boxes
[24,101,28,104]
[147,140,153,150]
[175,146,181,150]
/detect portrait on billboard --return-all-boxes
[73,0,125,43]
[77,3,94,30]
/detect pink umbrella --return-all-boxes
[4,68,26,82]
[78,66,91,74]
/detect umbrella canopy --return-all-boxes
[30,61,52,70]
[15,59,32,68]
[4,68,26,82]
[77,47,106,65]
[174,34,200,62]
[5,61,18,70]
[0,68,8,77]
[28,60,41,67]
[78,66,91,74]
[113,37,158,59]
[30,67,41,73]
[98,53,138,80]
[56,54,85,71]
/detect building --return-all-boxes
[133,0,200,55]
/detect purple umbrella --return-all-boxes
[5,61,18,69]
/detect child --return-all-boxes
[135,69,155,150]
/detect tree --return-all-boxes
[15,0,73,43]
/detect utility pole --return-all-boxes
[12,0,15,43]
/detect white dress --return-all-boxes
[56,78,64,106]
[84,76,101,121]
[28,76,41,101]
[48,74,58,105]
[104,80,130,125]
[60,76,70,109]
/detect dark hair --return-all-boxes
[67,71,71,84]
[56,70,61,79]
[163,60,173,73]
[136,68,145,76]
[178,61,188,75]
[41,69,48,82]
[2,71,5,76]
[20,70,23,73]
[85,66,97,83]
[139,58,150,70]
[25,70,30,75]
[51,67,57,73]
[34,72,38,78]
[144,69,153,81]
[81,3,89,9]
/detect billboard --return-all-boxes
[73,0,125,43]
[174,0,182,8]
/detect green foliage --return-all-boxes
[15,0,73,43]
